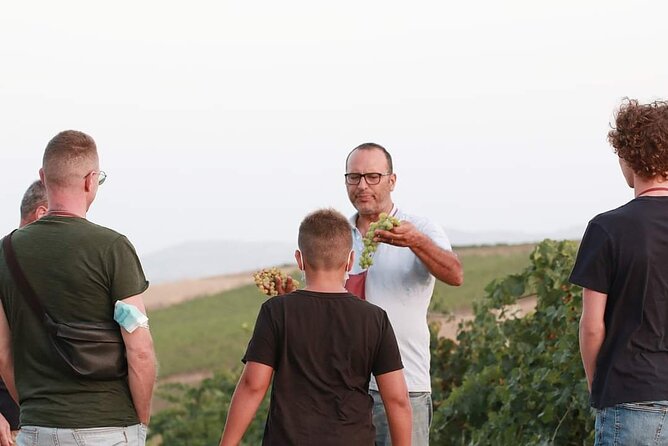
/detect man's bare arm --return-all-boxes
[0,414,12,446]
[375,221,464,285]
[219,361,273,446]
[376,369,412,446]
[0,302,15,446]
[120,294,157,425]
[0,301,17,403]
[579,288,607,392]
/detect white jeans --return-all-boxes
[17,424,146,446]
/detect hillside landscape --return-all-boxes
[148,243,536,380]
[146,240,593,445]
[139,225,584,284]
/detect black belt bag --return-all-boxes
[2,231,127,380]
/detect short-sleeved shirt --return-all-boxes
[0,216,149,427]
[243,289,403,446]
[350,206,452,392]
[570,197,668,409]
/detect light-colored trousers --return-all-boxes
[17,424,146,446]
[371,389,432,446]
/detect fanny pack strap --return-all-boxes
[2,231,53,330]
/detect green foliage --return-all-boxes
[430,244,534,313]
[149,370,269,446]
[149,244,591,444]
[151,285,263,376]
[430,240,594,445]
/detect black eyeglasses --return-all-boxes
[344,172,391,185]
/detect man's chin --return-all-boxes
[355,204,378,215]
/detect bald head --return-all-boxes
[345,142,393,174]
[42,130,99,188]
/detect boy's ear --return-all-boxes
[295,249,305,271]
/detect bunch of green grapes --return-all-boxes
[359,212,401,269]
[253,268,299,297]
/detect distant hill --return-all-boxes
[150,243,541,378]
[446,225,584,247]
[141,240,297,284]
[141,226,585,284]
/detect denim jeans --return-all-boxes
[370,390,432,446]
[17,424,147,446]
[595,400,668,446]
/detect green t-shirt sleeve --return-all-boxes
[107,235,149,302]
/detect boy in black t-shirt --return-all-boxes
[219,209,411,446]
[570,99,668,444]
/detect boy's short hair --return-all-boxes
[608,99,668,179]
[298,209,353,271]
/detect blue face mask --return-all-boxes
[114,301,149,333]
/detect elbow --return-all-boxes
[579,319,605,339]
[397,393,412,411]
[126,341,156,368]
[384,391,411,410]
[240,374,269,395]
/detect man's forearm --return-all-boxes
[0,304,17,403]
[127,338,157,424]
[411,235,463,286]
[0,369,17,404]
[0,352,17,403]
[579,322,605,391]
[385,399,412,446]
[0,414,12,446]
[376,370,412,446]
[220,373,270,445]
[579,288,607,393]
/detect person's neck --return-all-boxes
[634,176,668,197]
[303,269,348,293]
[46,194,88,218]
[356,202,394,234]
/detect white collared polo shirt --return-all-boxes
[350,206,452,392]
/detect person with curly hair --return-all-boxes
[570,98,668,445]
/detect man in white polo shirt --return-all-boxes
[344,142,463,446]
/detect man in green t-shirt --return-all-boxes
[0,180,47,445]
[0,130,157,446]
[18,180,48,229]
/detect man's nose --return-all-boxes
[357,177,371,189]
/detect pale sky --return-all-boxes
[1,0,666,255]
